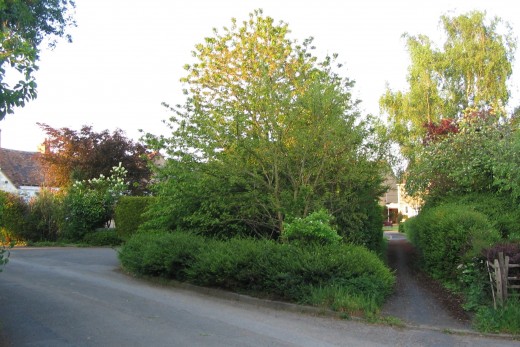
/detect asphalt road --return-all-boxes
[0,247,518,347]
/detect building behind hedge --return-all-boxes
[0,147,45,200]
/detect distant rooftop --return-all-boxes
[0,148,45,187]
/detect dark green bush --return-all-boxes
[426,192,520,239]
[82,229,123,246]
[119,231,206,280]
[119,231,395,315]
[114,196,155,240]
[60,189,108,241]
[25,189,63,242]
[334,199,384,253]
[0,191,28,242]
[406,203,500,280]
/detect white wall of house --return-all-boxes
[0,171,18,195]
[0,171,40,201]
[397,184,421,218]
[18,186,41,200]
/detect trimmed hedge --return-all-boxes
[119,231,395,315]
[82,229,123,246]
[404,203,501,280]
[114,196,155,240]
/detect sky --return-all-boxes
[2,0,520,152]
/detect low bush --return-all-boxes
[114,196,155,240]
[119,231,395,316]
[82,229,123,246]
[282,209,342,245]
[119,231,206,280]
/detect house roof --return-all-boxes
[0,148,45,188]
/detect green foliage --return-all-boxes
[302,284,379,316]
[426,192,520,239]
[60,164,129,241]
[454,258,489,311]
[474,299,520,334]
[0,190,28,242]
[119,231,395,316]
[24,189,63,242]
[82,229,122,247]
[119,231,206,280]
[144,10,387,248]
[405,203,500,280]
[0,0,76,119]
[405,110,518,200]
[0,233,14,272]
[114,196,155,240]
[282,209,341,245]
[380,11,516,158]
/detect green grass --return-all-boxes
[473,299,520,334]
[301,284,379,316]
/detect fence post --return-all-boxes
[495,257,503,306]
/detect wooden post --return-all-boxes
[498,252,510,304]
[487,260,497,309]
[495,258,503,306]
[504,255,510,302]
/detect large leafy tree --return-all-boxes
[380,11,516,158]
[0,0,75,119]
[38,123,152,194]
[145,10,386,249]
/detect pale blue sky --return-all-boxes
[2,0,519,151]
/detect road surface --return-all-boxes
[0,247,517,346]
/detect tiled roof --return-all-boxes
[0,148,45,187]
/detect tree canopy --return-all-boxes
[144,10,387,249]
[38,123,152,195]
[405,108,517,199]
[0,0,76,119]
[380,11,516,158]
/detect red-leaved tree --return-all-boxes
[37,123,152,194]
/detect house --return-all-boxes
[0,147,45,200]
[381,175,421,224]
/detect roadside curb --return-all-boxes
[131,271,519,342]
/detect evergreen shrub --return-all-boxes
[0,191,28,242]
[82,229,123,246]
[405,203,500,280]
[119,231,395,315]
[114,196,155,240]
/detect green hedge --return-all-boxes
[119,231,395,315]
[404,203,500,280]
[426,192,520,239]
[114,196,155,240]
[0,191,28,242]
[82,229,123,246]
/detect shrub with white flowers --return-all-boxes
[61,164,129,241]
